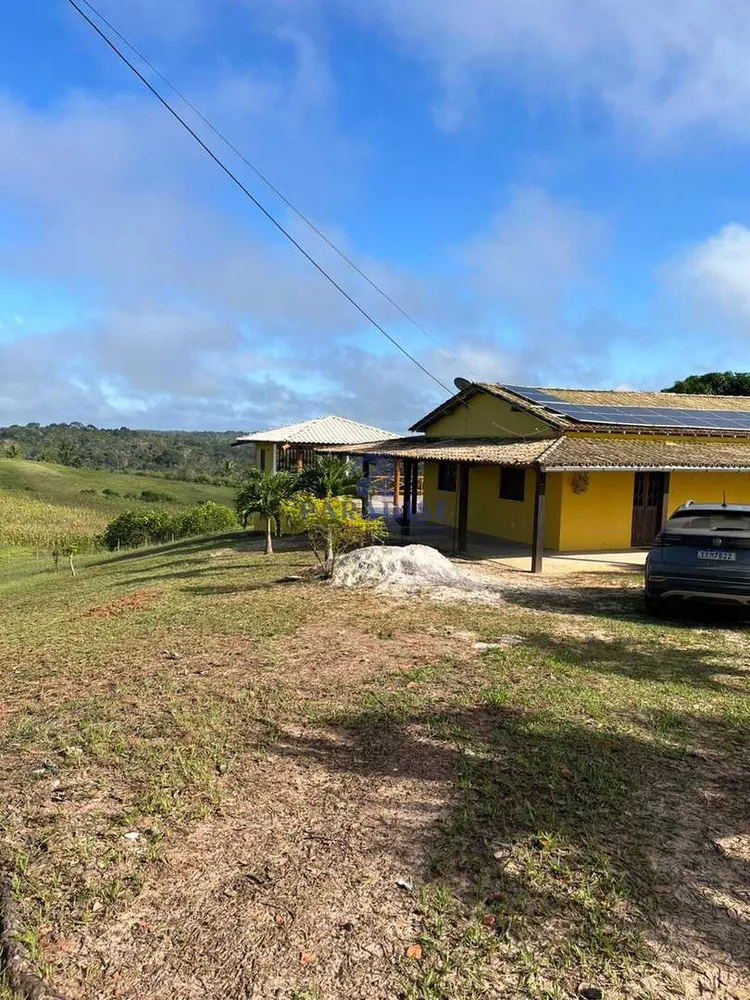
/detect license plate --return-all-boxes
[697,550,736,561]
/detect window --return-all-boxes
[666,510,750,533]
[259,447,266,472]
[499,467,525,502]
[437,461,457,492]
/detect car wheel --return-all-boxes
[644,594,664,617]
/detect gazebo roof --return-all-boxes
[233,414,395,447]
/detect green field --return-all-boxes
[0,458,236,551]
[0,537,747,999]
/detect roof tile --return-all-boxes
[234,415,395,446]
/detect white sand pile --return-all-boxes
[331,544,506,604]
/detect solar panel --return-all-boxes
[548,402,750,430]
[501,386,750,430]
[503,385,564,404]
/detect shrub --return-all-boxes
[281,494,388,574]
[102,501,238,550]
[139,489,175,503]
[103,509,174,550]
[80,488,98,496]
[173,501,238,537]
[102,488,120,497]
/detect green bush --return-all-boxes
[103,509,174,550]
[102,501,237,550]
[139,489,175,503]
[102,487,120,497]
[173,501,238,537]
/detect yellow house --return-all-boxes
[340,382,750,570]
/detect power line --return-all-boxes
[65,0,536,438]
[72,0,443,349]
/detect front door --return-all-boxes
[631,472,667,546]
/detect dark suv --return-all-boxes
[645,502,750,614]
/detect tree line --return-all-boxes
[664,371,750,395]
[0,422,253,483]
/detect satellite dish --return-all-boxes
[454,377,473,392]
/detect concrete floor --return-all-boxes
[381,509,646,575]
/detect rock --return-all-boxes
[474,635,524,650]
[578,988,603,1000]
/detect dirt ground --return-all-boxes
[1,538,748,1000]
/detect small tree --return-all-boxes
[57,438,81,467]
[281,494,388,575]
[63,543,78,577]
[298,456,360,499]
[235,469,300,554]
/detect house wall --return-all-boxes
[254,443,274,472]
[422,463,563,548]
[668,471,750,511]
[556,471,635,551]
[425,393,555,440]
[423,465,639,551]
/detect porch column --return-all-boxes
[362,459,371,518]
[410,460,419,514]
[531,468,547,574]
[393,460,401,510]
[660,471,671,529]
[271,443,278,473]
[456,462,470,555]
[402,459,413,537]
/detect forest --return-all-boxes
[0,422,254,483]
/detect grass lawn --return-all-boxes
[0,458,235,550]
[0,536,747,999]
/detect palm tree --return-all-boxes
[299,456,360,499]
[235,469,299,554]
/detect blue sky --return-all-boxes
[3,0,750,431]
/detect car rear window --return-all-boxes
[666,510,750,532]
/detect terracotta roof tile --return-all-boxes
[544,437,750,471]
[323,436,558,465]
[328,433,750,471]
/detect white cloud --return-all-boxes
[340,0,750,137]
[460,188,605,321]
[456,188,632,384]
[0,19,640,430]
[667,223,750,329]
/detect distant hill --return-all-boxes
[0,422,254,482]
[0,458,236,550]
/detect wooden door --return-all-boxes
[631,472,667,546]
